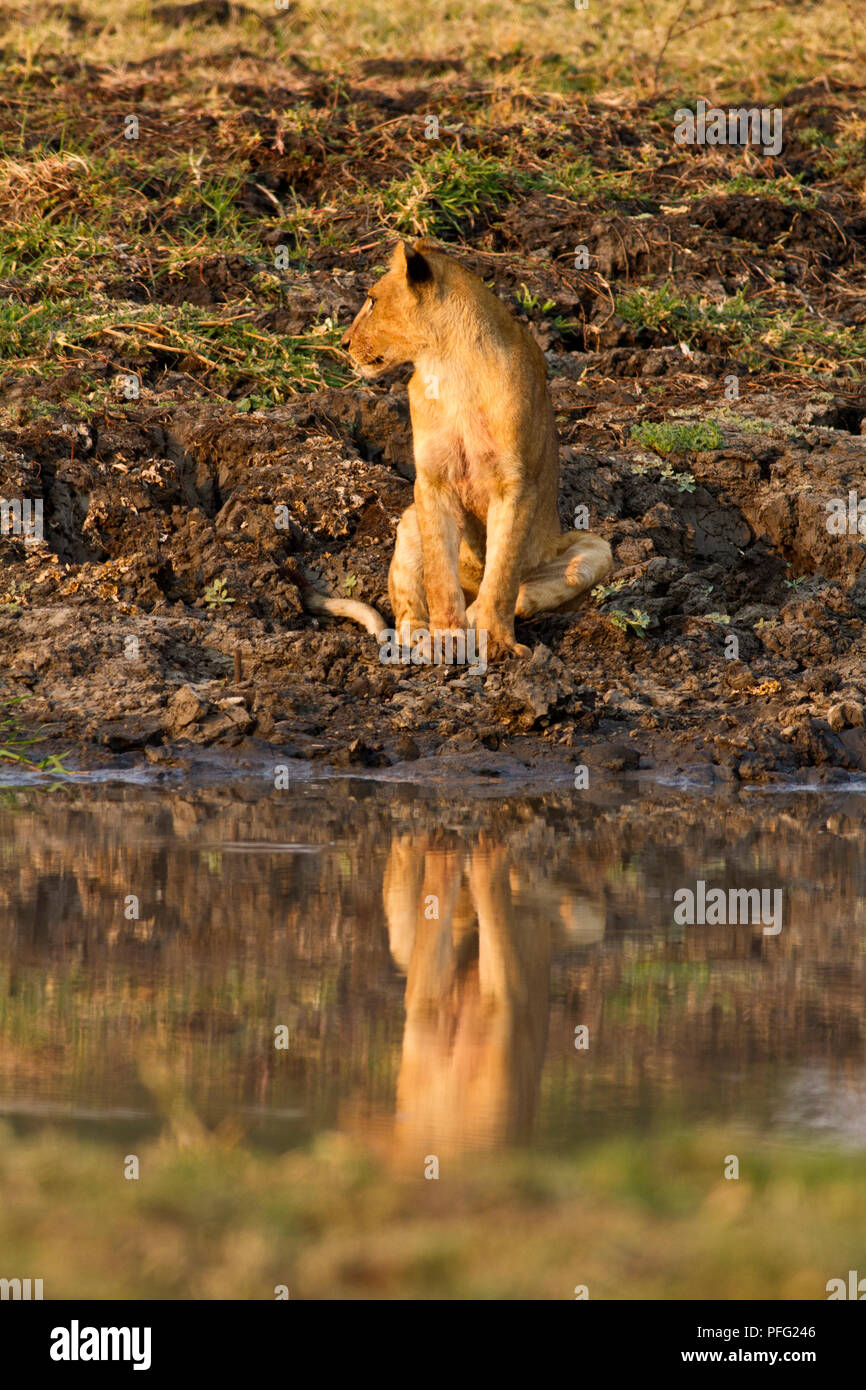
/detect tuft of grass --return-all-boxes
[378,148,513,235]
[619,283,866,374]
[798,112,866,188]
[693,171,820,208]
[527,153,646,205]
[631,419,722,456]
[0,701,72,778]
[0,298,348,402]
[620,283,765,340]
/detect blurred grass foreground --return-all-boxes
[2,1117,865,1299]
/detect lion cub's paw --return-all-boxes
[429,627,471,664]
[466,602,532,660]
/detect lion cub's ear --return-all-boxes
[393,240,434,286]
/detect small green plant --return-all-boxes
[704,613,730,625]
[516,283,555,314]
[609,608,651,637]
[0,579,29,613]
[784,574,808,589]
[344,574,358,597]
[659,462,696,493]
[629,450,697,493]
[592,577,628,605]
[204,577,236,609]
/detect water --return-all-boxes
[2,775,865,1167]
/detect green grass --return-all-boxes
[618,283,866,374]
[631,419,723,456]
[620,283,766,339]
[1,1119,863,1298]
[378,148,514,235]
[1,4,863,406]
[3,0,863,101]
[0,298,347,402]
[0,700,71,777]
[796,115,866,188]
[0,141,352,401]
[0,148,260,274]
[693,171,821,207]
[530,153,649,205]
[377,147,651,237]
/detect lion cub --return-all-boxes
[311,240,611,657]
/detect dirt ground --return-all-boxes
[2,35,866,782]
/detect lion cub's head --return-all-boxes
[341,240,438,377]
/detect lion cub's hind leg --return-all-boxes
[515,531,612,618]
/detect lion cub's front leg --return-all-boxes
[413,477,467,634]
[465,485,534,659]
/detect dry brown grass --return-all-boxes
[1,0,863,99]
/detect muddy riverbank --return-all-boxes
[3,376,865,785]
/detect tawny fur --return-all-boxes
[347,835,606,1162]
[302,588,388,641]
[288,565,387,639]
[312,239,612,657]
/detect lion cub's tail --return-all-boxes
[290,567,387,640]
[303,588,388,640]
[564,534,614,593]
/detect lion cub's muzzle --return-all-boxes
[343,338,387,377]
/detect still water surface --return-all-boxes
[2,775,865,1166]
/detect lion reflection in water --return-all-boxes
[345,834,605,1164]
